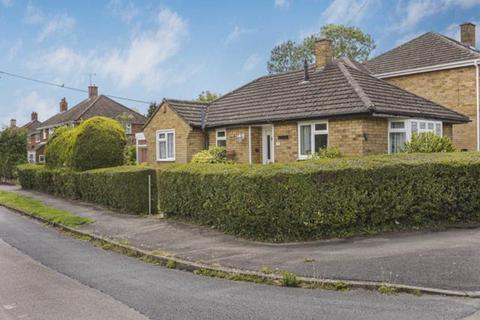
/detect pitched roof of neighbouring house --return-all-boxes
[143,99,207,129]
[364,32,480,75]
[39,95,147,129]
[22,119,42,133]
[204,58,468,127]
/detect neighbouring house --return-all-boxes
[21,112,44,163]
[139,37,468,165]
[26,85,147,163]
[365,22,480,151]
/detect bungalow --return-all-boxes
[365,22,480,151]
[27,85,147,163]
[139,37,469,165]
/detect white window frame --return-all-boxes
[42,129,47,140]
[156,129,175,161]
[125,123,132,135]
[297,120,328,160]
[35,133,40,143]
[38,155,45,163]
[216,128,227,147]
[388,119,443,154]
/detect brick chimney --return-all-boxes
[460,22,476,48]
[88,85,98,99]
[31,112,38,122]
[60,97,68,113]
[10,119,16,128]
[315,37,333,69]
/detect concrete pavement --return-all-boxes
[2,185,480,291]
[1,208,480,320]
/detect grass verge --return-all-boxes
[0,191,93,227]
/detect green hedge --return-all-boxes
[157,152,480,242]
[18,164,157,215]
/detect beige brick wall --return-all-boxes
[273,122,298,163]
[443,123,453,140]
[143,103,202,166]
[384,67,476,151]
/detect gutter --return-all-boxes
[476,59,480,151]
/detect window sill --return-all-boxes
[156,159,175,162]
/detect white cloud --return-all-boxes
[32,8,188,90]
[394,0,480,31]
[322,0,374,24]
[225,25,255,44]
[242,53,262,72]
[274,0,290,8]
[107,0,140,23]
[1,91,55,127]
[24,2,75,42]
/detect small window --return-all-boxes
[42,129,47,140]
[419,122,426,130]
[125,123,132,135]
[156,130,175,161]
[411,121,418,134]
[35,134,40,143]
[435,123,442,136]
[216,129,227,147]
[39,155,45,163]
[299,121,328,159]
[390,121,405,129]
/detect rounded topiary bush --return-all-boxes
[45,126,76,168]
[71,117,127,171]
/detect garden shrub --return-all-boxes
[0,127,27,181]
[191,146,230,164]
[71,117,127,171]
[45,126,77,168]
[308,146,342,159]
[124,145,137,165]
[17,164,157,214]
[157,152,480,242]
[403,132,455,153]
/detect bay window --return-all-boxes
[388,119,443,154]
[298,121,328,159]
[156,129,175,161]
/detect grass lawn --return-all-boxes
[0,191,93,227]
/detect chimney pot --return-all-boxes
[460,22,476,48]
[88,85,98,99]
[10,119,16,128]
[31,112,38,122]
[315,37,333,69]
[60,97,68,113]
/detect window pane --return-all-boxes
[390,132,406,153]
[411,121,418,134]
[167,132,174,158]
[217,140,226,147]
[391,121,404,129]
[419,122,426,130]
[159,141,166,159]
[427,123,434,130]
[435,123,441,136]
[300,125,311,155]
[217,131,225,138]
[314,134,328,152]
[159,133,165,139]
[315,123,327,131]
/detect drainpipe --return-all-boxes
[476,59,480,151]
[200,106,208,150]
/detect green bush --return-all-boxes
[17,164,157,215]
[124,145,137,165]
[45,126,77,168]
[191,146,230,164]
[308,146,342,159]
[0,127,27,181]
[71,117,127,171]
[281,272,299,287]
[157,152,480,242]
[403,132,455,153]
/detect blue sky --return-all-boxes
[0,0,479,126]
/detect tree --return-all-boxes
[147,102,158,118]
[267,24,376,74]
[197,91,220,103]
[0,127,27,181]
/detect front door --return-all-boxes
[262,126,273,164]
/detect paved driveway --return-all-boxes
[2,185,480,291]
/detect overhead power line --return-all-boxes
[0,70,152,105]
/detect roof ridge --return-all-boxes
[165,98,207,105]
[336,61,375,112]
[432,32,480,56]
[75,95,101,121]
[100,95,147,120]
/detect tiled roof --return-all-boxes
[166,99,206,127]
[39,95,146,129]
[22,119,42,133]
[365,32,480,75]
[203,58,468,127]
